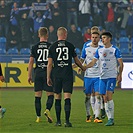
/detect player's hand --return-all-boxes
[28,77,33,85]
[117,74,122,84]
[47,77,53,86]
[72,63,77,68]
[0,76,5,82]
[82,66,87,72]
[77,68,82,74]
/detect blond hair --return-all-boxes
[57,27,67,36]
[38,27,48,37]
[91,26,100,34]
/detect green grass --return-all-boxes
[0,88,133,133]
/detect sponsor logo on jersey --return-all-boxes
[58,61,68,67]
[109,52,113,55]
[38,63,47,68]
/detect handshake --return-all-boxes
[72,63,87,74]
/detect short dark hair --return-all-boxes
[101,31,112,39]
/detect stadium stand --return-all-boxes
[7,48,19,55]
[0,37,6,49]
[0,48,6,55]
[20,48,30,55]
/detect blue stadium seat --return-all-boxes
[119,29,127,37]
[120,48,130,55]
[0,48,6,55]
[20,48,30,55]
[111,37,118,45]
[131,37,133,47]
[119,37,129,43]
[7,48,19,55]
[0,37,6,49]
[119,37,130,49]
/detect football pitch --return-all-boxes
[0,88,132,133]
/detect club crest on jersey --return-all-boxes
[103,52,107,57]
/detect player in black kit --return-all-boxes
[47,27,86,127]
[28,27,54,123]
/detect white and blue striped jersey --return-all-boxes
[81,42,103,78]
[94,45,122,79]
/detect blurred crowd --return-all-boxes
[0,0,133,50]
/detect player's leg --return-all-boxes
[54,78,62,126]
[35,91,42,122]
[63,77,73,127]
[34,75,43,122]
[93,78,102,123]
[105,78,116,126]
[54,93,62,126]
[100,95,106,119]
[45,92,54,111]
[90,92,95,118]
[44,75,54,123]
[84,77,92,122]
[44,91,54,123]
[64,93,72,127]
[99,79,110,124]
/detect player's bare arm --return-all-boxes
[72,58,84,69]
[28,57,34,84]
[74,56,86,71]
[117,58,124,83]
[77,58,85,74]
[47,58,53,86]
[86,58,97,68]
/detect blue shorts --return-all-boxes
[99,78,116,95]
[84,77,99,94]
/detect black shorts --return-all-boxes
[34,70,53,92]
[53,76,73,94]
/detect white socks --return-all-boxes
[90,96,95,115]
[85,96,91,116]
[94,95,101,118]
[105,100,114,120]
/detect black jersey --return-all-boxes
[30,41,51,72]
[48,40,77,78]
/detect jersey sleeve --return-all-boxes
[115,47,122,59]
[81,45,86,59]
